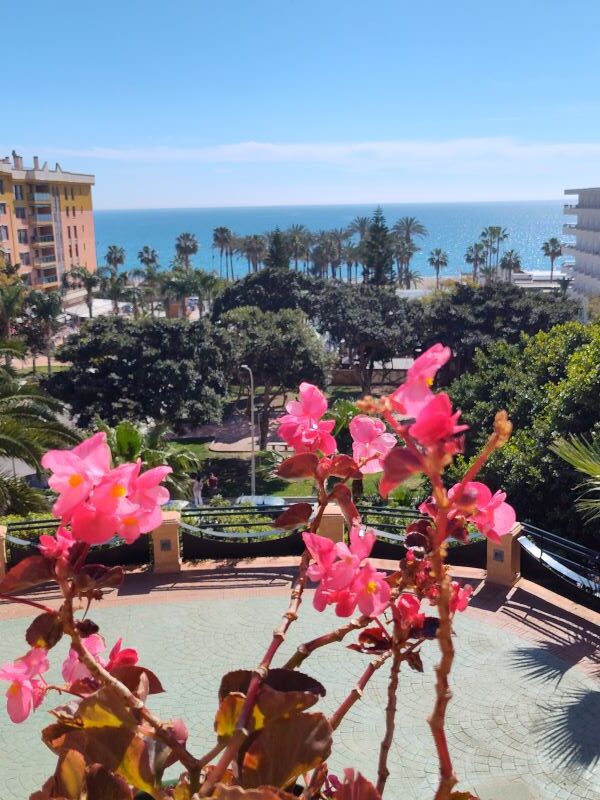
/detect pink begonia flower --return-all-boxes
[125,464,172,537]
[450,581,473,613]
[0,648,49,723]
[70,503,118,545]
[352,563,390,617]
[62,634,107,684]
[349,416,396,474]
[38,526,75,560]
[90,462,140,517]
[106,638,139,671]
[394,593,425,628]
[41,432,111,519]
[328,526,375,589]
[279,383,337,455]
[303,532,337,582]
[389,344,451,418]
[448,481,516,543]
[408,393,468,448]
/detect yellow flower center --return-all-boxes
[68,474,84,488]
[7,682,20,697]
[122,516,137,526]
[426,377,434,386]
[366,580,377,594]
[110,484,127,498]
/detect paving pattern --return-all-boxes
[0,571,598,800]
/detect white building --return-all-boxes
[563,187,600,295]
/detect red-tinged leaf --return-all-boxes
[327,455,363,480]
[239,712,332,789]
[55,749,86,799]
[73,565,124,593]
[330,483,360,526]
[332,770,382,799]
[405,650,424,673]
[86,764,133,800]
[211,785,297,799]
[215,692,264,742]
[0,555,53,594]
[219,670,252,701]
[275,503,313,530]
[347,626,391,655]
[28,777,59,800]
[109,665,164,697]
[449,793,480,800]
[276,453,319,479]
[26,612,63,650]
[380,447,422,497]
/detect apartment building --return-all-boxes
[563,187,600,295]
[0,151,97,290]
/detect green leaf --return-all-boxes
[26,612,63,649]
[115,421,143,462]
[0,555,53,594]
[239,712,332,789]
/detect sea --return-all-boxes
[93,201,568,279]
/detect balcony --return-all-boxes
[36,254,57,264]
[564,204,600,215]
[31,213,52,223]
[29,192,51,202]
[36,273,59,286]
[33,235,55,244]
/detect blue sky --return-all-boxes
[4,0,600,208]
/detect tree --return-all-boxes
[238,234,267,274]
[449,320,600,536]
[363,207,394,285]
[175,233,199,269]
[212,227,234,279]
[499,249,521,283]
[427,248,449,289]
[392,216,428,244]
[45,317,226,427]
[286,224,310,272]
[392,237,418,287]
[0,282,26,339]
[105,245,126,272]
[25,290,62,374]
[264,227,290,270]
[541,237,562,282]
[67,266,99,318]
[347,215,370,241]
[422,282,581,378]
[98,265,128,314]
[212,268,321,319]
[313,283,423,394]
[94,419,200,499]
[215,306,330,449]
[135,249,161,317]
[14,314,46,373]
[464,242,487,281]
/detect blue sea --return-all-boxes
[93,201,567,279]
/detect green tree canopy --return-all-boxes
[212,268,322,318]
[215,306,330,449]
[264,227,291,270]
[363,207,394,285]
[45,317,226,427]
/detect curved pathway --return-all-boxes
[0,563,598,800]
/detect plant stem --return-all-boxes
[376,645,402,795]
[0,593,57,615]
[329,650,392,731]
[283,614,371,670]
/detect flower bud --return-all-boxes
[494,410,512,445]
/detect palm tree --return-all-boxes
[238,235,267,273]
[427,248,449,289]
[499,249,521,283]
[541,237,562,282]
[0,282,26,339]
[67,266,99,318]
[403,267,423,289]
[212,227,232,278]
[347,216,370,241]
[135,247,161,317]
[393,216,428,243]
[105,245,126,272]
[392,236,418,286]
[464,242,487,282]
[286,224,310,271]
[480,226,509,273]
[551,435,600,521]
[479,228,495,269]
[137,246,159,272]
[479,265,496,285]
[98,265,128,315]
[26,290,62,374]
[175,233,199,270]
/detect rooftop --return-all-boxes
[0,151,94,185]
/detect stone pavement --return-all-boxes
[0,563,598,800]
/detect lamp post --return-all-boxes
[240,364,256,502]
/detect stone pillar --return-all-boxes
[317,503,345,544]
[485,522,523,586]
[0,525,6,579]
[150,511,182,574]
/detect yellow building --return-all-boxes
[0,150,97,291]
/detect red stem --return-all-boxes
[0,593,57,615]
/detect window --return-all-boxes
[73,226,77,239]
[64,187,68,200]
[0,180,4,193]
[67,226,71,239]
[65,206,69,217]
[17,229,28,244]
[75,243,79,258]
[68,245,73,258]
[0,225,8,241]
[19,252,30,266]
[13,185,24,200]
[0,203,5,215]
[15,207,26,220]
[70,187,74,200]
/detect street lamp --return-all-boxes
[240,364,256,502]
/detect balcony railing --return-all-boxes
[36,254,57,264]
[31,214,52,223]
[36,274,58,285]
[29,192,51,202]
[33,235,55,244]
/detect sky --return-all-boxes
[4,0,600,209]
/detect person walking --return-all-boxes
[192,473,204,506]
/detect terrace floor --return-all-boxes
[0,562,598,800]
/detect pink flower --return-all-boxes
[448,481,516,543]
[349,416,396,474]
[352,563,390,617]
[279,383,336,455]
[38,526,75,560]
[0,648,49,723]
[450,581,473,613]
[90,462,139,516]
[41,433,111,519]
[303,532,337,582]
[389,344,451,418]
[62,634,106,684]
[328,525,375,588]
[408,393,468,448]
[70,503,118,544]
[408,344,451,383]
[126,464,172,536]
[394,593,425,628]
[106,638,139,671]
